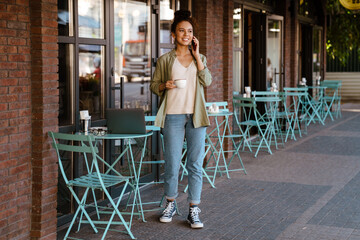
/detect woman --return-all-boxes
[150,10,212,229]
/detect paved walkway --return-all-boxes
[59,103,360,240]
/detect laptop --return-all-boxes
[106,108,146,134]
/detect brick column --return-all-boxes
[30,0,59,239]
[279,0,298,88]
[222,0,234,154]
[223,0,233,111]
[192,0,233,157]
[0,1,32,239]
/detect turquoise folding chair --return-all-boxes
[252,91,284,149]
[233,95,279,157]
[321,80,342,120]
[203,101,246,183]
[283,87,308,138]
[232,95,256,153]
[304,86,327,125]
[203,101,232,181]
[49,132,135,240]
[207,102,247,175]
[253,93,281,157]
[277,92,296,142]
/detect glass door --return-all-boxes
[243,9,266,92]
[312,27,322,86]
[110,0,153,191]
[266,15,283,90]
[113,0,152,112]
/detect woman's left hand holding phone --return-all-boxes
[191,36,200,58]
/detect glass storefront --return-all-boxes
[57,0,188,225]
[79,45,104,120]
[78,0,104,39]
[113,0,151,112]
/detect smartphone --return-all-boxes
[192,39,196,51]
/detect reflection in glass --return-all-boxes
[233,4,242,93]
[312,28,322,86]
[114,0,151,112]
[266,19,282,90]
[58,0,73,36]
[79,44,103,120]
[78,0,103,39]
[113,0,152,178]
[58,44,74,126]
[160,0,174,44]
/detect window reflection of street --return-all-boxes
[79,45,103,120]
[114,76,151,113]
[114,0,151,114]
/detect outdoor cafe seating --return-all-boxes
[233,92,281,157]
[49,132,136,240]
[51,79,343,239]
[204,101,247,183]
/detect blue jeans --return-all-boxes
[162,114,206,204]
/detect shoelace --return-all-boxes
[189,207,201,222]
[162,202,175,216]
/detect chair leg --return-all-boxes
[255,125,272,158]
[66,188,98,239]
[226,137,247,174]
[102,181,135,240]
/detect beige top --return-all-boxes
[166,58,197,114]
[150,49,212,128]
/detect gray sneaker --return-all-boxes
[159,200,176,223]
[187,206,204,228]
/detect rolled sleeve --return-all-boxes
[198,56,212,87]
[150,61,164,96]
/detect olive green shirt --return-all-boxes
[150,49,212,128]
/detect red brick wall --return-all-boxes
[193,0,225,104]
[0,0,58,239]
[29,0,59,239]
[192,0,233,152]
[0,1,32,239]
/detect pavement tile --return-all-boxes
[58,105,360,240]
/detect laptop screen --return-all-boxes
[106,108,146,134]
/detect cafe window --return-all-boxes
[58,0,106,127]
[78,45,104,120]
[78,0,104,39]
[57,0,107,221]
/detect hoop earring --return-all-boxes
[171,37,175,45]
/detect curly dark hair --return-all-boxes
[171,10,197,34]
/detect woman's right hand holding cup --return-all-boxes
[165,80,176,89]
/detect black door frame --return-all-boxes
[300,24,313,94]
[243,9,267,93]
[107,0,162,197]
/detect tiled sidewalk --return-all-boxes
[59,103,360,240]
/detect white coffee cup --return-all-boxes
[174,79,186,89]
